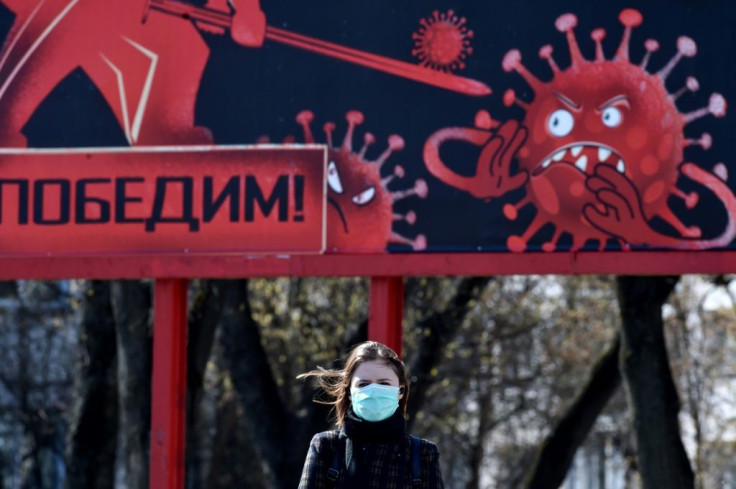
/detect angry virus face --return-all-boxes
[501,9,725,250]
[425,8,734,252]
[295,110,428,252]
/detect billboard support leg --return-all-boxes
[369,276,404,358]
[150,278,188,489]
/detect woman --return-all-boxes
[297,341,444,489]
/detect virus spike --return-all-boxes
[657,36,697,82]
[342,110,365,151]
[295,110,315,143]
[684,93,727,124]
[658,205,701,238]
[503,50,543,93]
[640,39,660,71]
[503,196,530,221]
[374,135,405,169]
[673,188,699,209]
[503,88,530,111]
[381,165,404,188]
[503,203,519,221]
[474,110,499,130]
[508,210,547,252]
[684,132,712,150]
[569,232,591,252]
[393,210,417,225]
[672,76,699,101]
[391,179,428,202]
[358,132,376,159]
[615,9,643,61]
[542,228,564,252]
[390,232,427,251]
[590,29,606,62]
[256,135,270,144]
[713,163,728,182]
[282,135,295,144]
[537,44,559,74]
[323,122,336,148]
[554,13,585,66]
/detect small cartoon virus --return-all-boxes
[412,10,474,72]
[294,110,428,252]
[500,8,729,251]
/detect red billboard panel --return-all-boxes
[0,146,326,255]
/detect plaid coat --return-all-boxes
[298,430,444,489]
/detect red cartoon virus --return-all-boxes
[294,110,428,252]
[412,10,474,72]
[425,8,736,252]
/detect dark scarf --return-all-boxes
[340,408,406,488]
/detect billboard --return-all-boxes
[0,146,326,254]
[0,0,733,256]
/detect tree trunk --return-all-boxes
[216,280,298,489]
[186,280,225,489]
[522,335,621,489]
[406,277,491,426]
[66,281,118,489]
[616,275,694,489]
[0,281,16,298]
[110,280,152,489]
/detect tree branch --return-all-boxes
[522,335,622,489]
[406,277,491,425]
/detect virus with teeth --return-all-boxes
[295,110,428,252]
[425,8,736,252]
[412,10,474,72]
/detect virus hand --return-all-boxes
[476,119,529,198]
[424,119,528,199]
[583,165,667,245]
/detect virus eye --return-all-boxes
[601,107,623,128]
[547,109,574,137]
[327,161,344,194]
[352,186,376,206]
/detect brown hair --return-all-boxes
[297,341,409,427]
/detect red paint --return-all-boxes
[0,146,326,254]
[151,278,188,489]
[370,277,404,357]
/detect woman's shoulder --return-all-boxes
[309,430,343,449]
[408,435,440,459]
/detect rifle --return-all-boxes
[142,0,491,97]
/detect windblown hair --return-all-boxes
[297,341,409,427]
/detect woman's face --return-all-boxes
[350,359,404,399]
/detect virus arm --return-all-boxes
[423,119,529,199]
[584,164,736,249]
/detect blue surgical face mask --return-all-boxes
[350,383,400,422]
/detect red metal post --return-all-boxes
[369,276,404,357]
[150,279,189,489]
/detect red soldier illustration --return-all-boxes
[0,0,266,147]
